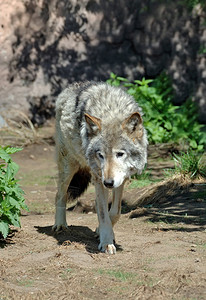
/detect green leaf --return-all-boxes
[134,80,143,85]
[7,211,20,227]
[112,79,120,86]
[189,140,198,149]
[4,147,23,154]
[197,145,203,151]
[0,148,11,163]
[0,220,9,239]
[134,78,153,86]
[164,121,172,131]
[116,76,128,82]
[8,197,21,210]
[9,161,19,177]
[110,72,116,79]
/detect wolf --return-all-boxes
[52,82,148,254]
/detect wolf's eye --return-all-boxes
[97,151,104,160]
[116,152,125,158]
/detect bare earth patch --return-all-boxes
[0,142,206,300]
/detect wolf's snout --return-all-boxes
[104,178,114,188]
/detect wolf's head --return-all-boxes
[83,112,147,189]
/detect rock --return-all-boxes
[0,0,205,124]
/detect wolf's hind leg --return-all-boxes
[109,183,124,227]
[52,162,78,232]
[94,181,116,254]
[52,174,71,232]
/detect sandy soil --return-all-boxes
[0,142,206,300]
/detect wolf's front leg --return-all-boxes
[94,181,116,254]
[109,183,124,227]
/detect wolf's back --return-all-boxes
[56,81,144,124]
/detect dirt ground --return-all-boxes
[0,138,206,300]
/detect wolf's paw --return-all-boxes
[52,223,68,233]
[96,227,116,243]
[98,242,116,254]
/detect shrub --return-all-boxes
[107,72,205,151]
[0,146,28,239]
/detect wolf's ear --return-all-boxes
[122,112,143,140]
[85,113,101,136]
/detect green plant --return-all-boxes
[107,72,205,150]
[98,269,136,281]
[172,150,206,178]
[130,169,160,188]
[0,146,28,239]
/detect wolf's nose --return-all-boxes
[104,179,114,188]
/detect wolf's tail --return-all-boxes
[67,168,91,200]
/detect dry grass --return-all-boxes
[0,112,42,147]
[130,174,204,208]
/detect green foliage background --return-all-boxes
[107,73,206,151]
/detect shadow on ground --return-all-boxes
[126,182,206,231]
[35,224,123,253]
